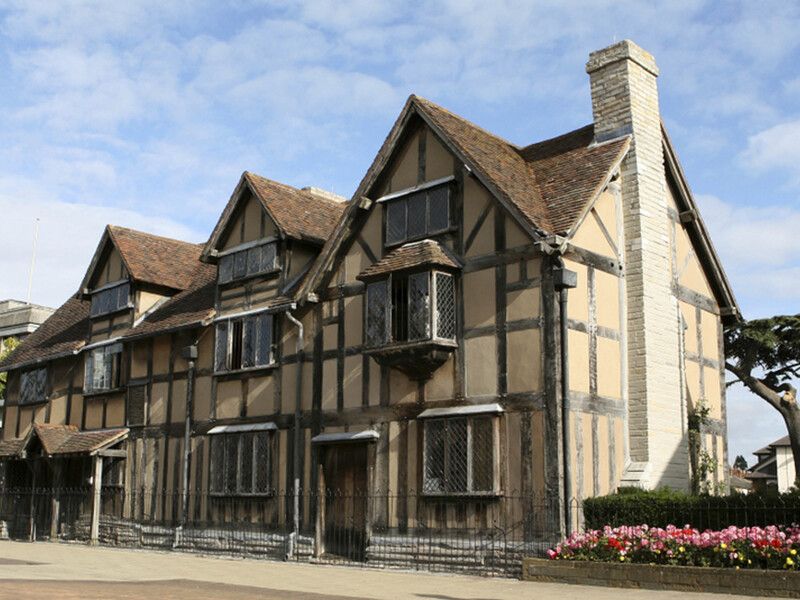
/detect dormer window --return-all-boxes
[365,271,455,347]
[90,281,131,317]
[384,180,451,247]
[217,241,277,285]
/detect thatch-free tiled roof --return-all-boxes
[0,296,89,370]
[357,240,461,280]
[108,225,203,291]
[244,172,347,244]
[414,96,630,236]
[0,424,128,458]
[127,264,216,339]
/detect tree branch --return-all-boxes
[725,361,784,412]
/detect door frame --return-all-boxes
[313,439,376,558]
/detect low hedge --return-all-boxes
[583,488,800,531]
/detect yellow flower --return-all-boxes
[678,546,685,553]
[786,557,795,567]
[748,559,752,565]
[791,549,798,556]
[619,556,626,562]
[720,543,727,550]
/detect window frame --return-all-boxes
[89,280,131,318]
[384,182,452,248]
[214,311,275,375]
[209,430,274,497]
[421,414,501,497]
[84,342,123,395]
[365,269,456,348]
[217,240,279,286]
[19,367,48,405]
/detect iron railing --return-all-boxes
[1,488,798,578]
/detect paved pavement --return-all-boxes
[0,541,766,599]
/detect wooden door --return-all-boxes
[322,444,368,560]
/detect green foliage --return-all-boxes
[734,455,749,470]
[725,315,800,387]
[583,489,800,531]
[0,337,19,401]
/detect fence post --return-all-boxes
[90,455,103,545]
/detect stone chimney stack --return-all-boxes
[586,41,688,490]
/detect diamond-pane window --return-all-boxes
[366,271,458,346]
[434,272,456,339]
[210,430,273,496]
[219,241,278,285]
[383,183,450,247]
[408,272,430,340]
[90,281,130,317]
[423,415,497,495]
[215,312,274,372]
[19,368,47,405]
[428,186,449,233]
[407,192,427,239]
[386,200,407,245]
[366,281,389,346]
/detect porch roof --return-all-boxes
[0,424,129,459]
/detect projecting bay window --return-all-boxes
[217,240,278,285]
[84,343,123,394]
[90,281,131,317]
[209,426,274,496]
[420,407,501,496]
[365,271,456,348]
[19,368,47,404]
[385,182,451,247]
[214,312,274,373]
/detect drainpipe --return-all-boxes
[180,343,198,530]
[553,258,577,534]
[285,309,303,559]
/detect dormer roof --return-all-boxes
[78,225,203,295]
[202,171,347,261]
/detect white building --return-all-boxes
[747,436,796,493]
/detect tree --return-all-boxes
[0,337,19,401]
[733,455,748,471]
[725,315,800,488]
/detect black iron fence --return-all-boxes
[1,488,799,578]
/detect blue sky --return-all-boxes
[0,0,798,466]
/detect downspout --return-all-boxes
[285,309,303,560]
[180,343,197,531]
[552,256,577,534]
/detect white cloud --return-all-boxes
[0,177,203,308]
[741,120,800,187]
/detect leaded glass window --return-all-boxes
[365,271,455,346]
[217,241,278,285]
[423,415,496,495]
[214,312,274,372]
[209,430,273,496]
[383,183,451,247]
[19,368,47,404]
[90,281,130,317]
[84,343,123,393]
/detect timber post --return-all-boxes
[90,454,103,545]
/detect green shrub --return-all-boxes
[583,489,800,530]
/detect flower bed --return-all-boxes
[548,524,800,571]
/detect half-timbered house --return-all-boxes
[0,40,738,566]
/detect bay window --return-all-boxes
[365,270,455,348]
